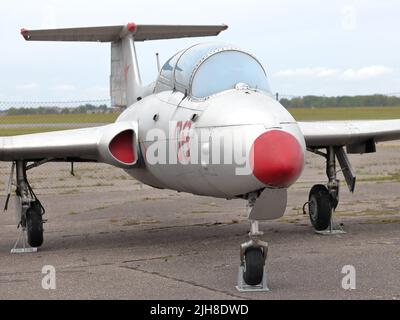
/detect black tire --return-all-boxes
[26,202,44,248]
[308,184,332,231]
[243,247,265,286]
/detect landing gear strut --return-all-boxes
[237,194,269,292]
[14,161,45,248]
[306,146,348,234]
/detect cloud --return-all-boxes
[274,66,394,81]
[16,83,39,90]
[52,84,76,92]
[275,68,340,78]
[341,65,394,80]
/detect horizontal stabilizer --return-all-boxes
[20,23,228,42]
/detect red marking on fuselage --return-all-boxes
[176,121,193,163]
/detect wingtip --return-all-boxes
[20,28,30,40]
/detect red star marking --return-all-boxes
[124,64,131,82]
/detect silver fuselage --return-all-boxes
[118,88,306,198]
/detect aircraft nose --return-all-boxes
[250,130,304,188]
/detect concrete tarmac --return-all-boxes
[0,142,399,300]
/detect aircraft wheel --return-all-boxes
[308,184,332,231]
[243,247,265,286]
[26,201,44,248]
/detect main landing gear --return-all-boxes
[305,146,356,234]
[237,194,269,292]
[8,161,45,251]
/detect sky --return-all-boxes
[0,0,399,102]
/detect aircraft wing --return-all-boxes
[298,119,400,152]
[20,24,228,42]
[0,122,139,169]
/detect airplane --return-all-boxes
[1,23,400,289]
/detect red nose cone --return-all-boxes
[250,130,304,188]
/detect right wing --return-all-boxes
[0,122,138,169]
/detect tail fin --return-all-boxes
[21,23,228,108]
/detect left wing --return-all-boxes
[298,119,400,192]
[299,119,400,152]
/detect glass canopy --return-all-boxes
[155,43,270,99]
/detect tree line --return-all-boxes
[4,104,111,116]
[280,94,400,108]
[2,95,400,115]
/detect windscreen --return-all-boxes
[191,50,270,98]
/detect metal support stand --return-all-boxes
[314,217,346,236]
[236,194,269,292]
[11,227,37,254]
[318,148,345,235]
[236,237,269,292]
[10,161,42,253]
[236,264,269,292]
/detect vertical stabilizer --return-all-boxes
[20,23,229,108]
[111,27,144,108]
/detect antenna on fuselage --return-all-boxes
[156,53,161,73]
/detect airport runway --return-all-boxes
[0,142,399,300]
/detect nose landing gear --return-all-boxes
[242,246,265,286]
[236,194,269,292]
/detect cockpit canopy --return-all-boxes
[155,43,271,99]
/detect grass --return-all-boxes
[0,113,119,136]
[362,218,400,225]
[289,106,400,121]
[0,127,70,136]
[0,113,118,124]
[358,171,400,183]
[335,208,399,218]
[191,210,213,214]
[1,107,400,136]
[122,219,160,226]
